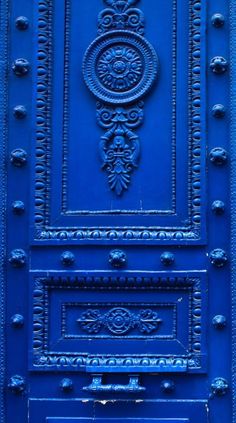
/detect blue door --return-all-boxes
[3,0,233,421]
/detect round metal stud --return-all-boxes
[211,13,225,28]
[12,58,30,76]
[9,249,27,268]
[11,314,24,328]
[109,249,127,268]
[211,200,225,215]
[13,105,27,119]
[209,248,228,268]
[212,315,227,329]
[61,251,75,267]
[209,147,228,166]
[10,149,27,167]
[212,104,225,118]
[60,378,73,393]
[211,377,229,396]
[8,375,25,394]
[210,56,228,74]
[15,16,29,30]
[160,252,175,266]
[161,379,175,393]
[12,200,25,215]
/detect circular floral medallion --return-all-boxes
[106,307,132,334]
[83,30,158,104]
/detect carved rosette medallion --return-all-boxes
[83,0,158,195]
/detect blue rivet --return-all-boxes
[211,378,229,396]
[12,58,30,76]
[10,149,27,167]
[212,315,227,329]
[8,375,25,394]
[15,16,29,30]
[161,252,175,266]
[212,104,225,118]
[211,13,225,28]
[9,249,27,268]
[60,378,73,392]
[210,56,228,74]
[12,200,25,215]
[109,249,127,268]
[209,249,228,268]
[209,147,228,166]
[161,380,175,393]
[212,200,225,215]
[61,251,75,266]
[11,314,24,328]
[13,105,27,119]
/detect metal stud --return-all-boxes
[11,314,24,328]
[12,200,25,215]
[209,147,228,166]
[13,105,27,119]
[9,249,27,268]
[8,375,25,394]
[160,252,175,266]
[212,104,225,118]
[161,379,175,393]
[210,56,228,74]
[212,315,227,329]
[109,249,127,268]
[15,16,29,30]
[211,13,225,28]
[209,249,228,268]
[12,58,30,76]
[211,378,229,396]
[211,200,225,215]
[60,378,73,392]
[10,149,27,167]
[61,251,75,267]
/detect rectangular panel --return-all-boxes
[47,420,189,423]
[30,272,206,373]
[32,0,206,244]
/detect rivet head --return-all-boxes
[160,252,175,266]
[60,378,73,392]
[212,315,227,329]
[15,16,29,30]
[209,248,228,268]
[10,149,27,167]
[12,58,30,76]
[12,200,25,215]
[161,380,175,393]
[212,104,225,118]
[8,375,25,394]
[210,56,228,74]
[11,314,24,328]
[61,251,75,266]
[13,105,27,119]
[211,200,225,215]
[209,147,228,166]
[211,13,225,28]
[211,378,229,396]
[109,249,127,268]
[9,249,27,268]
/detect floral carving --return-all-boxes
[97,102,143,195]
[77,307,162,335]
[98,0,144,35]
[97,45,143,92]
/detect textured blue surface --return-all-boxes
[1,0,235,422]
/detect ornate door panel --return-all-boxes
[3,0,233,422]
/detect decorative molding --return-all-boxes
[98,0,144,35]
[0,0,8,419]
[32,275,204,372]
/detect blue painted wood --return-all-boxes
[2,0,235,422]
